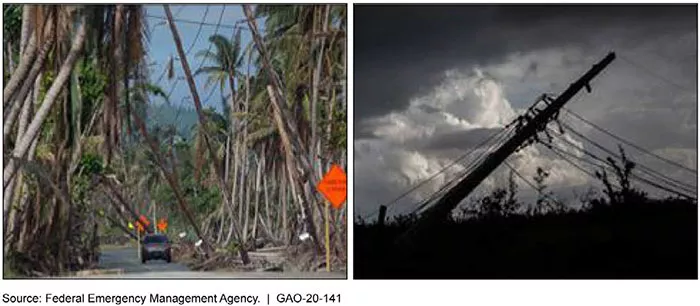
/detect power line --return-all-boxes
[152,5,225,134]
[201,81,219,105]
[563,108,697,175]
[618,54,695,93]
[547,144,604,184]
[193,5,226,77]
[168,4,213,111]
[547,131,696,200]
[145,13,247,30]
[199,16,245,107]
[162,5,226,105]
[557,143,696,200]
[150,5,209,86]
[367,125,514,219]
[165,77,182,98]
[172,5,186,18]
[550,124,696,195]
[555,122,696,193]
[152,59,170,86]
[410,126,516,215]
[503,160,566,208]
[147,5,187,42]
[185,5,210,55]
[628,169,696,200]
[143,6,188,138]
[369,127,507,218]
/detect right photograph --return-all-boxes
[354,4,698,279]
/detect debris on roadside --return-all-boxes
[173,239,345,273]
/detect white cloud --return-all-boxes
[355,9,697,219]
[355,49,601,217]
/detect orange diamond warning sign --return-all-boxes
[136,215,150,233]
[316,164,347,209]
[135,221,145,233]
[157,218,168,232]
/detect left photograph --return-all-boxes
[3,4,347,279]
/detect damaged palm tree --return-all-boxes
[3,6,93,275]
[243,5,327,254]
[4,4,346,276]
[163,5,249,264]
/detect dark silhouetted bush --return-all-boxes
[355,148,697,279]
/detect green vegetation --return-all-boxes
[3,4,346,276]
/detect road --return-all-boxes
[75,247,345,279]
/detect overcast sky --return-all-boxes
[354,5,698,218]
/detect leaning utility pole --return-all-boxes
[401,52,616,243]
[152,200,157,235]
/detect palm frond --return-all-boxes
[207,34,233,67]
[135,83,169,104]
[194,49,218,62]
[231,27,242,68]
[194,65,223,76]
[247,126,277,146]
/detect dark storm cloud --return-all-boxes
[354,4,697,218]
[355,4,697,122]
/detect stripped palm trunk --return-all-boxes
[281,164,289,243]
[130,99,212,254]
[245,5,324,254]
[3,12,53,141]
[164,5,249,264]
[215,199,225,244]
[3,17,86,226]
[265,158,273,238]
[252,146,264,243]
[310,5,331,181]
[3,34,38,106]
[237,147,246,229]
[268,85,322,252]
[4,33,55,141]
[6,41,15,74]
[224,135,231,186]
[242,160,251,244]
[223,134,239,246]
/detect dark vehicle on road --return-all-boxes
[141,234,172,264]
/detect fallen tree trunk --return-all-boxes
[164,4,249,264]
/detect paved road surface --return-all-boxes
[76,247,345,279]
[98,247,190,274]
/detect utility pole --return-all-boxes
[152,199,157,235]
[137,228,141,260]
[400,52,616,244]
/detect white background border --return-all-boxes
[2,1,699,305]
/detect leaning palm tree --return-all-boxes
[3,5,156,276]
[162,4,247,262]
[194,30,259,248]
[190,108,228,182]
[194,31,244,112]
[194,31,245,193]
[3,6,100,275]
